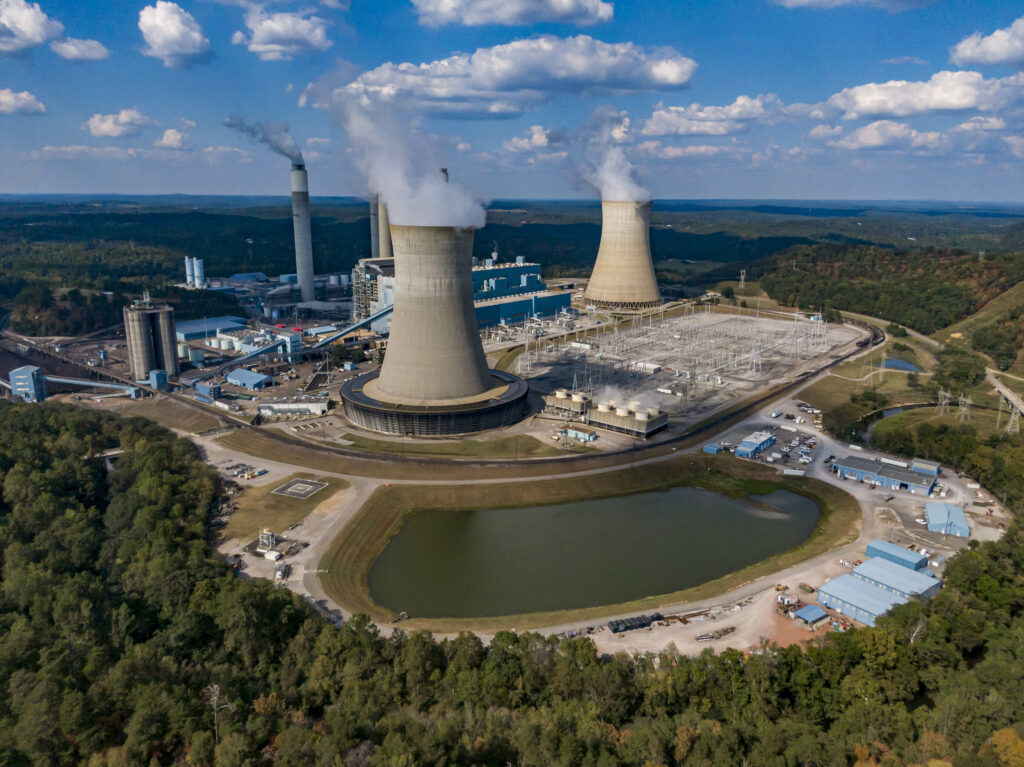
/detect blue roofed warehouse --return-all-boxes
[851,558,941,600]
[925,502,971,538]
[226,369,271,390]
[817,574,904,627]
[865,539,929,571]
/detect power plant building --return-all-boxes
[123,300,180,380]
[341,224,528,435]
[10,365,45,403]
[583,201,662,311]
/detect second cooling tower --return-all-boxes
[584,201,661,310]
[291,163,315,303]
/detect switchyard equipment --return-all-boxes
[341,224,529,435]
[583,201,662,310]
[123,294,179,379]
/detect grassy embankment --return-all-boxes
[318,453,861,633]
[221,472,349,541]
[121,396,221,434]
[335,432,596,458]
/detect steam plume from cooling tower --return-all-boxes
[573,105,649,202]
[223,115,304,164]
[301,71,485,228]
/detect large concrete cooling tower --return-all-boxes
[376,225,491,402]
[584,201,661,310]
[340,224,528,435]
[291,163,315,303]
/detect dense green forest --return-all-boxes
[2,402,1024,766]
[759,244,1024,334]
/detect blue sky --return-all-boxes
[2,0,1024,200]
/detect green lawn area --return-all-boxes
[318,453,861,633]
[335,432,596,459]
[221,472,349,541]
[870,404,1006,443]
[122,396,220,433]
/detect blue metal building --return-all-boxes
[865,539,929,571]
[474,291,572,329]
[925,502,971,538]
[735,430,775,458]
[703,444,722,455]
[911,458,941,477]
[817,574,905,627]
[149,369,170,392]
[833,455,936,495]
[852,558,941,600]
[9,365,46,403]
[226,369,271,390]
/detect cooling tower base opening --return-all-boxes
[340,369,530,436]
[583,297,663,311]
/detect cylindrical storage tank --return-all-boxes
[571,392,585,402]
[291,164,315,303]
[189,348,204,363]
[154,306,179,376]
[185,256,195,286]
[616,407,630,417]
[555,389,568,399]
[193,258,205,288]
[597,402,612,412]
[583,201,662,310]
[375,225,491,403]
[177,342,188,359]
[122,305,156,380]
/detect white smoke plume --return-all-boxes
[223,115,303,164]
[301,67,487,228]
[572,105,649,202]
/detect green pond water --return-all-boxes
[368,487,821,618]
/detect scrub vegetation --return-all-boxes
[4,402,1024,765]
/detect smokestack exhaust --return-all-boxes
[291,163,315,303]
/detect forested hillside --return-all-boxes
[2,402,1024,766]
[759,244,1024,334]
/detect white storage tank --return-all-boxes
[177,342,188,359]
[189,348,204,363]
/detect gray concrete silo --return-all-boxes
[583,200,662,310]
[375,225,491,403]
[291,163,315,303]
[123,302,179,380]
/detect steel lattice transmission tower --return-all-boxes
[957,394,973,422]
[937,390,952,415]
[1008,405,1020,435]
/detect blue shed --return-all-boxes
[852,558,941,600]
[226,369,271,390]
[925,502,970,538]
[703,444,722,455]
[818,574,904,627]
[793,605,828,625]
[149,369,170,392]
[865,539,928,571]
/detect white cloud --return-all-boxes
[955,115,1006,132]
[49,36,109,60]
[335,35,696,118]
[82,109,156,138]
[951,15,1024,67]
[502,124,564,152]
[154,128,189,149]
[641,95,772,136]
[772,0,933,9]
[180,118,197,128]
[232,9,331,61]
[1005,136,1024,159]
[31,145,141,160]
[0,87,44,114]
[808,124,842,139]
[0,0,63,55]
[139,1,211,67]
[306,136,330,147]
[412,0,613,27]
[825,70,1024,120]
[636,140,742,159]
[457,141,471,151]
[828,120,946,151]
[880,55,928,66]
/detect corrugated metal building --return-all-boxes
[175,316,248,341]
[833,455,936,494]
[925,502,971,538]
[9,365,45,403]
[226,369,271,390]
[852,558,941,600]
[865,539,929,571]
[735,430,775,458]
[818,574,904,627]
[911,458,941,477]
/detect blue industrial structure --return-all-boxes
[472,257,545,301]
[703,444,722,455]
[817,575,904,627]
[10,365,46,402]
[793,605,828,625]
[175,316,248,341]
[865,539,928,571]
[561,426,597,442]
[149,369,170,392]
[925,502,971,538]
[474,292,572,329]
[226,369,271,390]
[735,430,775,458]
[196,383,221,399]
[851,558,941,600]
[911,458,941,477]
[833,455,936,495]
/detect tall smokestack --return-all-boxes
[584,201,661,310]
[291,163,315,303]
[378,199,393,260]
[370,195,380,260]
[375,225,491,403]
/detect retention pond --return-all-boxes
[369,487,821,618]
